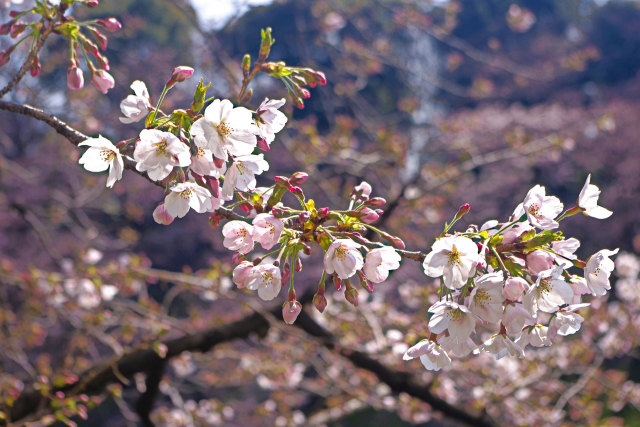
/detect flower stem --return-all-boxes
[150,84,170,123]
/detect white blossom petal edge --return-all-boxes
[578,174,613,219]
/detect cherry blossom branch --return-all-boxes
[0,8,62,99]
[0,99,245,222]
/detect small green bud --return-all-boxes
[191,79,211,113]
[242,54,251,78]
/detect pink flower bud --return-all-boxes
[359,207,379,224]
[95,52,110,70]
[300,88,311,99]
[503,277,529,302]
[345,288,359,307]
[317,207,329,218]
[86,0,100,7]
[295,257,302,272]
[357,271,374,293]
[0,49,12,67]
[315,71,327,86]
[153,203,174,225]
[9,20,25,38]
[281,263,291,286]
[526,250,555,275]
[289,186,304,199]
[313,293,327,313]
[0,19,15,36]
[382,232,405,249]
[289,172,308,185]
[167,66,194,87]
[282,301,302,325]
[206,177,220,198]
[271,207,287,218]
[301,242,312,256]
[455,203,470,220]
[29,57,41,77]
[366,197,386,207]
[274,175,290,186]
[92,28,108,50]
[231,253,245,264]
[97,18,122,32]
[298,211,311,223]
[67,66,84,91]
[91,69,114,94]
[208,212,223,230]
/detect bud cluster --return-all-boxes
[0,0,120,92]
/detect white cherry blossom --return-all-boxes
[516,324,551,348]
[476,334,524,360]
[551,238,580,268]
[502,303,535,336]
[190,147,226,177]
[468,272,505,323]
[523,267,573,314]
[251,214,284,250]
[222,221,254,254]
[526,250,555,275]
[78,135,124,188]
[438,335,477,357]
[255,98,287,150]
[363,246,401,283]
[119,80,152,123]
[422,235,479,290]
[245,264,282,301]
[134,129,191,181]
[428,301,476,344]
[164,182,213,218]
[191,99,257,162]
[549,303,590,337]
[221,154,269,200]
[584,248,618,296]
[578,174,613,219]
[403,339,452,371]
[324,239,364,279]
[522,185,563,230]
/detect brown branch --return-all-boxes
[6,311,271,425]
[7,296,493,427]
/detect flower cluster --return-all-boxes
[78,70,288,223]
[221,178,402,324]
[404,176,617,370]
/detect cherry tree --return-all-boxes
[1,1,638,426]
